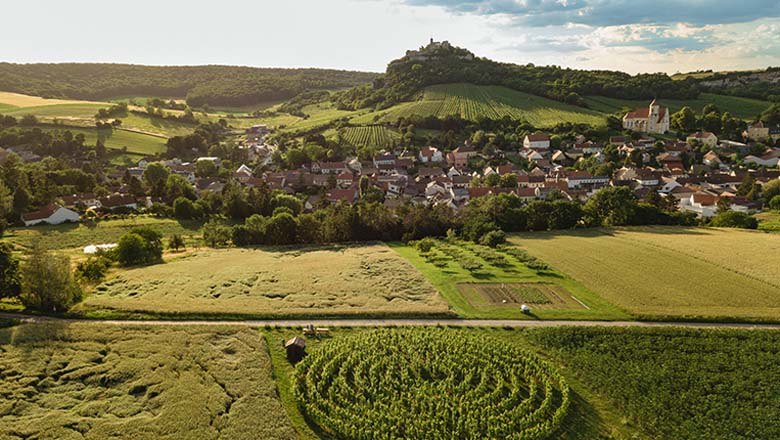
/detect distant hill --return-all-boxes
[0,63,378,108]
[335,40,699,111]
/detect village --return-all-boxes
[21,100,780,227]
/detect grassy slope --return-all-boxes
[35,124,167,155]
[390,241,628,320]
[352,83,606,127]
[0,323,297,440]
[78,244,452,319]
[5,217,203,256]
[584,93,770,120]
[514,226,780,322]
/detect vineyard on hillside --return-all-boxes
[295,329,570,439]
[351,83,605,127]
[340,125,401,148]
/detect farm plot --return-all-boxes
[295,328,571,440]
[0,323,297,440]
[340,125,401,148]
[525,327,780,440]
[80,244,450,318]
[391,240,627,320]
[514,227,780,321]
[459,283,586,310]
[36,124,167,155]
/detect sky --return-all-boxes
[2,0,780,75]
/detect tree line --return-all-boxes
[0,63,377,107]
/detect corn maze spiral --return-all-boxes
[294,329,571,439]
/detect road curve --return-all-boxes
[3,313,780,330]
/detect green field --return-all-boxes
[340,125,401,148]
[755,211,780,232]
[79,244,451,319]
[526,327,780,440]
[0,323,297,439]
[584,93,770,120]
[5,217,203,255]
[391,240,628,320]
[351,83,607,127]
[36,124,167,155]
[514,227,780,321]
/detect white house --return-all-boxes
[686,131,718,147]
[679,192,718,218]
[744,149,780,168]
[623,99,669,134]
[22,204,80,226]
[523,132,550,150]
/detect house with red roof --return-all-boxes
[22,204,80,226]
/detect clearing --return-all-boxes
[0,323,296,439]
[514,226,780,321]
[5,217,203,256]
[80,244,450,319]
[459,282,585,310]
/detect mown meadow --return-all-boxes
[514,227,780,322]
[79,244,451,319]
[0,323,297,439]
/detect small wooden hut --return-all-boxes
[284,336,307,364]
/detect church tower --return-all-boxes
[648,99,660,132]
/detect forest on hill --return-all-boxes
[335,42,700,111]
[0,63,378,107]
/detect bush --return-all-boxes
[710,211,758,229]
[21,243,82,313]
[168,234,185,251]
[76,256,111,282]
[415,237,436,252]
[769,195,780,211]
[479,230,506,248]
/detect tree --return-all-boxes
[484,173,500,187]
[203,219,233,247]
[165,173,196,202]
[671,106,697,133]
[499,174,517,188]
[173,197,201,219]
[584,186,638,226]
[20,243,82,313]
[762,179,780,203]
[479,230,506,248]
[0,243,21,299]
[143,162,170,196]
[760,103,780,126]
[769,195,780,211]
[168,234,185,251]
[265,213,298,245]
[116,228,163,266]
